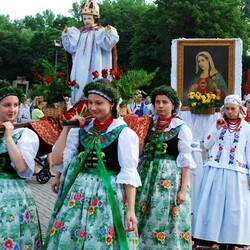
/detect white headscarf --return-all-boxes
[220,94,245,118]
[224,94,242,106]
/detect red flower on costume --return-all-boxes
[54,220,63,229]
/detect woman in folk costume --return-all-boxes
[136,86,196,249]
[192,94,250,249]
[0,87,41,249]
[62,0,119,104]
[44,79,141,249]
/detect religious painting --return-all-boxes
[176,39,235,110]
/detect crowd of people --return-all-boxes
[1,1,250,249]
[2,81,250,249]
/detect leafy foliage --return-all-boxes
[0,0,249,97]
[32,60,78,107]
[117,68,158,103]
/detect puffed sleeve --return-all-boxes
[116,127,142,187]
[14,128,39,178]
[176,125,197,169]
[53,128,80,173]
[62,27,80,54]
[95,26,119,51]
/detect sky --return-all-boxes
[0,0,154,20]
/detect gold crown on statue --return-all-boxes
[81,0,100,18]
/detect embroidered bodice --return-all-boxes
[145,126,181,159]
[78,125,125,171]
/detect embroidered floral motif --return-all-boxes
[79,125,126,150]
[236,161,248,169]
[215,143,223,162]
[214,125,241,165]
[229,127,240,165]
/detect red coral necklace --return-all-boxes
[226,118,241,133]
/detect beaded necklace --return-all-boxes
[226,118,241,133]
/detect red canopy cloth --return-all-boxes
[62,100,93,121]
[123,114,153,147]
[29,120,61,147]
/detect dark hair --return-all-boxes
[150,85,181,115]
[0,86,25,103]
[84,80,120,118]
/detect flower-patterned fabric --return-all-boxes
[0,131,41,249]
[136,124,192,249]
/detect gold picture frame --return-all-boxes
[177,39,235,110]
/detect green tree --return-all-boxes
[100,0,154,71]
[149,0,249,83]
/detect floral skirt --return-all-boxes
[0,176,42,250]
[136,158,192,250]
[45,164,139,250]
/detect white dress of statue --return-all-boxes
[62,0,119,103]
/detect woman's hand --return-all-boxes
[51,172,61,194]
[124,184,137,232]
[3,121,28,173]
[2,121,14,139]
[176,190,186,205]
[216,117,225,130]
[70,115,86,128]
[125,209,138,232]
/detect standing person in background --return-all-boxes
[31,96,55,176]
[0,87,42,249]
[244,94,250,123]
[192,94,250,249]
[131,93,145,117]
[143,96,154,117]
[31,96,46,121]
[62,0,119,104]
[45,79,141,249]
[136,86,196,249]
[17,98,31,123]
